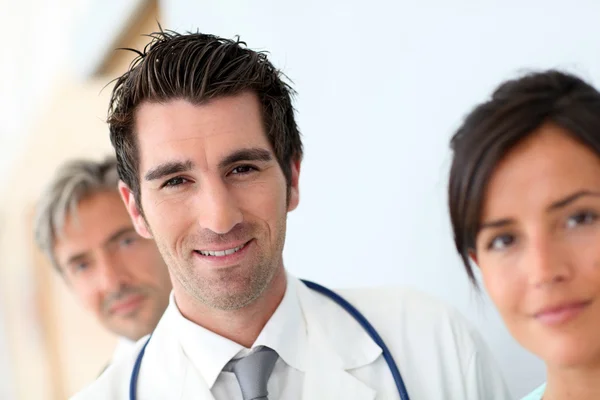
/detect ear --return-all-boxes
[287,158,301,212]
[118,180,153,239]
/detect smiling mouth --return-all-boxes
[195,242,249,257]
[533,300,592,326]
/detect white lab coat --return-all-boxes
[111,337,136,364]
[72,276,513,399]
[96,337,136,377]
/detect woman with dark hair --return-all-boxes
[449,69,600,400]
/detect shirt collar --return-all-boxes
[252,275,307,372]
[170,273,308,389]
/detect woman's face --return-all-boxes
[474,123,600,369]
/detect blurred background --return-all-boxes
[0,1,160,398]
[1,0,600,398]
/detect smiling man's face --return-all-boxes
[120,92,300,312]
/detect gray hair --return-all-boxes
[33,156,120,271]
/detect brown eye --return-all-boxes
[566,211,598,228]
[231,165,257,175]
[162,176,187,188]
[487,234,515,251]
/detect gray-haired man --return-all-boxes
[33,157,172,363]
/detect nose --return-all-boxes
[95,252,128,292]
[525,235,573,287]
[197,177,243,234]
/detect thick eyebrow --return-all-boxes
[478,218,514,233]
[64,227,137,266]
[218,148,273,169]
[478,190,600,233]
[65,251,89,267]
[145,160,193,181]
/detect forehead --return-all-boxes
[134,92,271,173]
[482,124,600,215]
[53,192,133,261]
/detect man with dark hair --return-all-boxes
[73,30,511,399]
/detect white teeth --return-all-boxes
[199,244,245,257]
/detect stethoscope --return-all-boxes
[129,280,410,400]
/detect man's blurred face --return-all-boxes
[53,191,172,340]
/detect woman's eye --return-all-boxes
[566,211,598,228]
[162,177,187,188]
[487,234,515,251]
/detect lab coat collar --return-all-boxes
[170,272,309,389]
[140,275,382,399]
[294,277,381,399]
[253,273,308,372]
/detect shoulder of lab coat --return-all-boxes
[330,284,513,399]
[70,276,512,399]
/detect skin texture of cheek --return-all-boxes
[481,244,600,368]
[149,175,284,308]
[481,265,528,339]
[78,243,170,340]
[78,285,103,320]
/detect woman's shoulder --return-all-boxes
[521,383,546,400]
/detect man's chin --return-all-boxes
[104,317,148,341]
[191,283,265,311]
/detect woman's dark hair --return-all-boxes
[449,69,600,286]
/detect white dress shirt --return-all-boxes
[172,278,306,399]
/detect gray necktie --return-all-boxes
[227,347,278,400]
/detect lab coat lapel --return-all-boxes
[301,325,376,400]
[139,309,216,400]
[295,279,379,400]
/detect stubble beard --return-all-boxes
[156,219,287,311]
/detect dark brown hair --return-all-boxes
[448,69,600,286]
[107,29,303,211]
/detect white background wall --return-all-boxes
[161,1,600,397]
[0,297,14,399]
[0,0,90,188]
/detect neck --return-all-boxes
[545,362,600,400]
[175,267,287,348]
